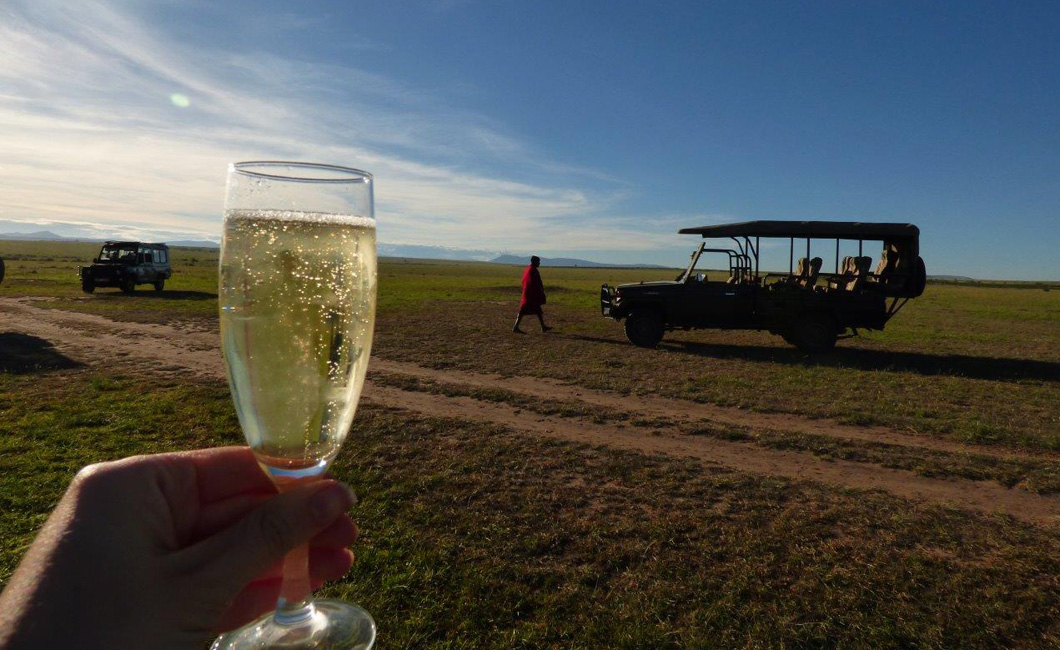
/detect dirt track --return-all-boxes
[3,297,1060,525]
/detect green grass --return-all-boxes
[4,369,1060,648]
[5,240,1060,647]
[0,240,220,321]
[371,370,1060,494]
[4,240,1058,451]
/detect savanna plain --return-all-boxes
[2,240,1060,649]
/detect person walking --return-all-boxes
[513,255,552,333]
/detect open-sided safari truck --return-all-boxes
[600,221,926,352]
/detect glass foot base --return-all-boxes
[212,600,376,649]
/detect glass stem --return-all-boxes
[274,543,314,626]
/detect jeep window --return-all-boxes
[98,244,136,262]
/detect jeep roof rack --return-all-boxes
[101,241,169,247]
[678,220,919,241]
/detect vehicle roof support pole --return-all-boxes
[789,238,794,273]
[859,239,863,256]
[835,239,840,273]
[755,237,760,279]
[887,297,910,319]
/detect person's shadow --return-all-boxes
[565,334,1060,383]
[0,332,83,374]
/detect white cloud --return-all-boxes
[2,0,702,257]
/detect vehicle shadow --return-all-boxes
[92,290,217,300]
[0,332,84,374]
[564,334,1060,383]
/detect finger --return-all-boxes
[215,572,337,633]
[250,546,356,581]
[215,578,281,632]
[313,547,355,582]
[196,496,356,547]
[193,492,272,541]
[179,447,275,504]
[178,480,355,588]
[310,516,359,549]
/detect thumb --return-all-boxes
[182,480,355,589]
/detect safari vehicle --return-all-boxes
[600,221,926,352]
[80,241,171,294]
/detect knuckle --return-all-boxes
[255,508,294,555]
[73,461,118,492]
[73,455,150,489]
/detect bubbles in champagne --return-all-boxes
[220,210,377,479]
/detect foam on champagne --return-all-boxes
[220,210,376,480]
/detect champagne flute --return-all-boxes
[214,162,377,649]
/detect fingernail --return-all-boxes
[311,484,350,524]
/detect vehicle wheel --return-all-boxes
[121,278,136,294]
[792,314,837,353]
[154,279,165,292]
[81,279,95,294]
[624,311,665,348]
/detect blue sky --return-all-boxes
[1,0,1058,278]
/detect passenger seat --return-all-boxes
[830,256,854,289]
[847,256,872,291]
[792,257,809,286]
[801,257,823,288]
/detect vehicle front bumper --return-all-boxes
[81,266,128,286]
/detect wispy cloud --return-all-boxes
[1,0,695,256]
[0,217,219,244]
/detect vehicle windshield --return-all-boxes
[681,245,747,282]
[98,245,137,262]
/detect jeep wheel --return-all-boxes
[121,278,136,294]
[154,279,165,292]
[624,311,665,348]
[791,314,837,353]
[81,279,95,294]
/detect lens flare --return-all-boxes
[169,93,190,108]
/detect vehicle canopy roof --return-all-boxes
[101,241,169,248]
[678,220,919,242]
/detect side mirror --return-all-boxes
[695,272,706,283]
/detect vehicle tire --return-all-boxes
[154,278,165,292]
[81,279,95,294]
[121,278,136,294]
[624,311,665,348]
[791,314,837,353]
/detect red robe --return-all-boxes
[519,265,546,315]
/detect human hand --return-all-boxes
[0,447,359,649]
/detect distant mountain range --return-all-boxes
[489,254,666,269]
[0,230,67,241]
[378,243,498,261]
[0,230,219,248]
[0,231,657,267]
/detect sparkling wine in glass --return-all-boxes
[214,162,377,649]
